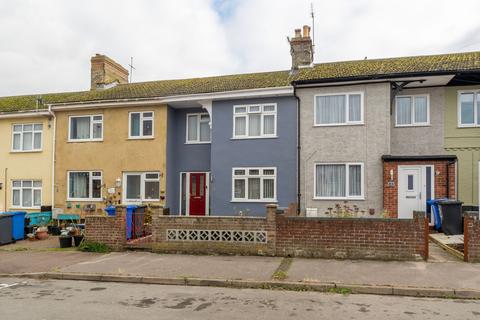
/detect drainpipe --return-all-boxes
[293,85,301,215]
[47,104,56,211]
[4,168,7,212]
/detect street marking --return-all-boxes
[0,281,26,290]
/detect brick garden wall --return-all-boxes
[464,212,480,263]
[275,211,428,260]
[84,207,126,251]
[150,205,277,255]
[383,160,456,217]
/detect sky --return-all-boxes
[0,0,480,96]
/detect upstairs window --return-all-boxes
[186,113,210,143]
[69,115,103,141]
[130,111,154,138]
[395,95,429,126]
[12,180,42,208]
[458,91,480,127]
[232,167,276,202]
[68,171,102,200]
[314,93,363,126]
[12,123,43,152]
[233,104,276,138]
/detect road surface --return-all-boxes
[0,277,479,319]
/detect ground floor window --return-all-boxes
[68,171,102,201]
[314,163,364,199]
[123,172,160,203]
[12,180,42,208]
[232,167,276,202]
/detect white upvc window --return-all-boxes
[12,180,42,208]
[123,172,160,203]
[232,167,276,202]
[11,123,43,152]
[395,94,430,127]
[67,171,103,201]
[129,111,154,138]
[458,91,480,127]
[69,115,103,141]
[314,92,364,126]
[233,104,277,138]
[186,113,211,143]
[314,163,364,200]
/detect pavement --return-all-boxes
[0,240,479,299]
[2,277,480,320]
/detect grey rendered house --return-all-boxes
[292,32,480,218]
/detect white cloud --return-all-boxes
[0,0,479,96]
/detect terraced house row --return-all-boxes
[0,26,479,220]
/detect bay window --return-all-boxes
[395,95,429,126]
[232,167,276,202]
[12,180,42,208]
[314,92,363,126]
[68,171,102,200]
[12,123,43,152]
[123,172,160,203]
[458,91,480,127]
[69,115,103,141]
[186,113,210,143]
[129,111,154,138]
[233,104,276,138]
[314,163,364,199]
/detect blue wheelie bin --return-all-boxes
[105,206,116,216]
[10,211,27,240]
[126,205,137,240]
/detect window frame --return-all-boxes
[128,111,154,139]
[394,94,430,127]
[457,90,480,128]
[67,170,103,201]
[11,123,43,152]
[313,162,365,200]
[232,104,277,139]
[185,113,211,144]
[122,172,161,203]
[68,114,104,142]
[231,167,277,202]
[11,180,42,209]
[313,92,364,127]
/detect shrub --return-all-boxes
[78,241,111,253]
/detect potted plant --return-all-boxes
[58,231,72,248]
[73,229,84,247]
[35,227,49,240]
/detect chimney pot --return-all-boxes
[294,28,302,38]
[302,25,310,38]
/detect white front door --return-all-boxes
[398,166,423,219]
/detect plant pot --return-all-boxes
[48,225,61,236]
[73,235,84,247]
[59,236,72,248]
[35,230,49,240]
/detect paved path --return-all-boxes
[1,277,479,320]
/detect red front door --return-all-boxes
[189,173,206,216]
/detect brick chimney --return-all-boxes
[90,54,129,90]
[289,25,313,70]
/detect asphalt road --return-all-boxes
[1,278,479,320]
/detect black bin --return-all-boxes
[439,200,463,235]
[0,214,14,245]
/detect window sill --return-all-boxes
[10,150,43,154]
[457,125,480,128]
[313,197,365,201]
[394,124,430,128]
[67,198,103,202]
[67,140,103,143]
[230,200,278,203]
[185,141,211,145]
[313,123,364,128]
[127,136,155,140]
[230,136,278,140]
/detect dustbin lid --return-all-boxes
[438,200,463,205]
[0,213,13,219]
[10,211,27,216]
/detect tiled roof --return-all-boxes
[1,51,479,113]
